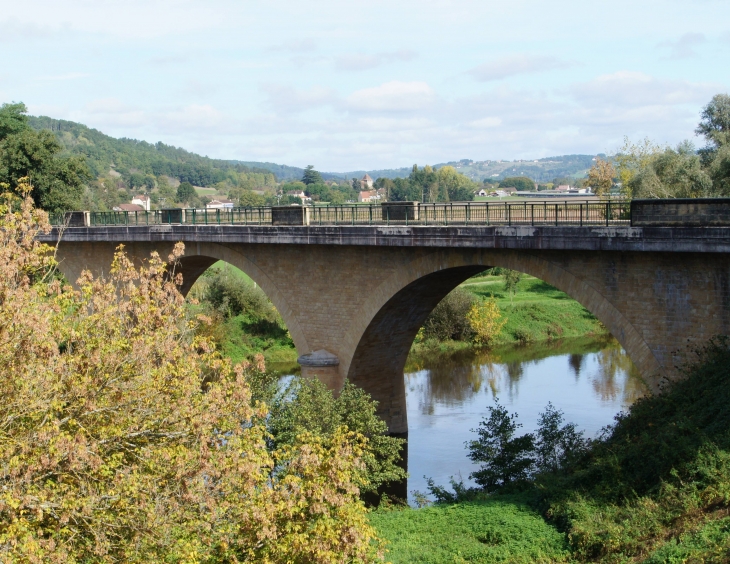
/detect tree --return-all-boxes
[499,176,535,192]
[587,157,616,196]
[268,379,407,498]
[467,400,535,492]
[696,93,730,151]
[534,403,587,475]
[467,297,507,346]
[436,166,477,201]
[503,269,522,305]
[0,180,383,563]
[0,102,29,140]
[628,142,712,199]
[0,128,88,212]
[176,180,196,203]
[301,164,323,185]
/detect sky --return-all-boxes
[0,0,728,172]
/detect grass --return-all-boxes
[370,494,570,563]
[463,274,605,346]
[376,339,730,563]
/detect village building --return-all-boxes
[113,203,144,212]
[359,174,374,190]
[206,199,235,209]
[131,194,151,211]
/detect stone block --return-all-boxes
[632,198,730,227]
[272,206,311,226]
[62,211,89,227]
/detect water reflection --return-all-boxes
[404,335,647,502]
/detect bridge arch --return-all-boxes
[174,242,310,355]
[341,249,662,434]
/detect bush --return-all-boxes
[0,182,383,563]
[467,296,507,345]
[422,287,476,341]
[268,378,407,500]
[201,265,275,320]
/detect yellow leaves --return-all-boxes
[467,297,507,346]
[0,190,383,563]
[587,157,616,197]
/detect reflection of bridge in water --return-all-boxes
[43,198,730,434]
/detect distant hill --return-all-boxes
[29,115,599,186]
[28,116,275,186]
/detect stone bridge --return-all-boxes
[40,221,730,434]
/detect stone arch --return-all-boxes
[175,242,310,355]
[342,249,662,434]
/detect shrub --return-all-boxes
[422,287,476,341]
[0,181,383,563]
[467,296,507,345]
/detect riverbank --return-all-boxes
[372,338,730,563]
[409,273,607,358]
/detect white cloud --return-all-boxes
[658,32,706,59]
[468,117,502,129]
[468,54,571,81]
[334,49,417,71]
[346,81,436,112]
[571,71,718,106]
[261,84,336,113]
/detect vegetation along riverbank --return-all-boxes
[372,338,730,562]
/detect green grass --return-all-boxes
[463,274,606,345]
[370,495,569,563]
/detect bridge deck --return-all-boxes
[39,224,730,253]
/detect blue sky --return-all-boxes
[1,0,728,171]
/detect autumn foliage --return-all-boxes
[0,179,382,563]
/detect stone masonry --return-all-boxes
[42,224,730,434]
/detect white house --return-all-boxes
[113,203,144,212]
[476,188,488,196]
[131,194,151,211]
[206,199,235,209]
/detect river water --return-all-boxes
[402,335,646,502]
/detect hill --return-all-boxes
[28,114,599,187]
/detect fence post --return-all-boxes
[507,203,511,226]
[580,203,583,226]
[606,200,610,226]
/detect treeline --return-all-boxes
[587,94,730,198]
[374,164,477,202]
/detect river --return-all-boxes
[402,335,646,503]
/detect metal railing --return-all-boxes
[51,200,631,228]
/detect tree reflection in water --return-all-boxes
[405,336,647,414]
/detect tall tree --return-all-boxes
[0,102,29,140]
[301,164,323,185]
[696,93,730,152]
[587,157,616,196]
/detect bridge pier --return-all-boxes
[48,226,730,434]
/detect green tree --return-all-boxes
[467,400,536,492]
[0,102,29,140]
[268,378,407,498]
[499,176,535,192]
[628,142,712,199]
[0,129,88,212]
[176,181,196,203]
[301,164,323,185]
[696,93,730,152]
[503,269,522,305]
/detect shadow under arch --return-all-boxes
[343,249,663,434]
[175,242,310,355]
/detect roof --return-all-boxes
[132,195,149,201]
[113,203,144,212]
[209,198,233,204]
[362,174,373,181]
